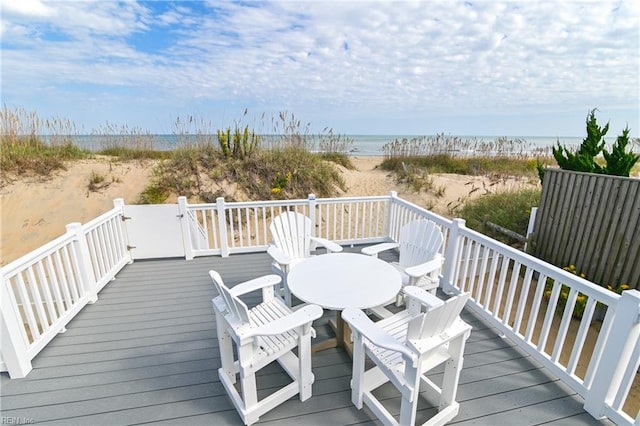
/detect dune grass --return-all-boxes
[459,187,542,246]
[1,106,90,177]
[380,135,555,181]
[139,144,348,204]
[1,107,353,201]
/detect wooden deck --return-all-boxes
[0,248,614,425]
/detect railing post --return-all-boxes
[442,218,466,291]
[66,222,98,303]
[113,198,133,264]
[524,207,537,253]
[178,196,195,261]
[584,290,640,419]
[0,273,32,378]
[216,197,230,257]
[308,194,317,239]
[388,191,399,240]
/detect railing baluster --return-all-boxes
[35,260,58,325]
[53,249,73,309]
[45,255,65,314]
[25,268,50,334]
[502,261,521,326]
[484,252,499,311]
[525,273,547,341]
[492,256,510,317]
[475,247,490,307]
[513,267,534,335]
[15,273,40,342]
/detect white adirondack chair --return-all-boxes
[343,288,471,426]
[267,211,342,306]
[362,219,444,309]
[210,270,323,425]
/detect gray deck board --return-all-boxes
[0,248,613,425]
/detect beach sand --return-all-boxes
[0,156,536,266]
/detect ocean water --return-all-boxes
[70,134,584,157]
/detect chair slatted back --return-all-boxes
[398,220,444,270]
[406,293,469,341]
[270,211,312,260]
[209,270,250,323]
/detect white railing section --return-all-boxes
[0,199,131,378]
[1,194,637,425]
[181,194,394,258]
[440,218,639,426]
[314,195,390,245]
[82,199,131,292]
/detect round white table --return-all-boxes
[287,252,402,354]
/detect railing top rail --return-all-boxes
[458,223,620,305]
[315,195,391,204]
[1,232,76,277]
[185,194,393,210]
[186,198,311,209]
[390,194,454,227]
[81,206,123,231]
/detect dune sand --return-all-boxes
[0,156,536,266]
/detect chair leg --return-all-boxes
[238,345,259,425]
[297,329,314,401]
[284,283,293,307]
[399,363,421,426]
[350,332,366,409]
[215,311,236,383]
[439,335,466,411]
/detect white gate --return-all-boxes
[123,204,186,259]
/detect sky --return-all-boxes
[1,0,639,137]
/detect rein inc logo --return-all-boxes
[1,418,35,425]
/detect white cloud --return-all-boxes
[1,0,638,135]
[1,0,55,18]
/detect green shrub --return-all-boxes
[602,127,639,176]
[216,125,259,159]
[553,109,639,177]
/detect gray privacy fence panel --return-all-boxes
[530,168,640,289]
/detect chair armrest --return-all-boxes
[404,255,443,278]
[245,304,324,337]
[267,244,292,266]
[342,308,417,362]
[404,286,444,309]
[309,236,343,253]
[361,242,399,257]
[230,274,282,297]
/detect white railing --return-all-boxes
[0,199,131,378]
[179,194,396,258]
[440,219,639,426]
[1,194,637,425]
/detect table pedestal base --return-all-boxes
[311,311,353,357]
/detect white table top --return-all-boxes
[287,252,402,310]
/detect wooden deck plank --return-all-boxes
[0,250,613,425]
